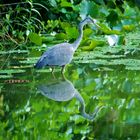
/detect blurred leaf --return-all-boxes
[82,39,105,51]
[106,10,119,25]
[122,79,132,93]
[0,69,26,74]
[61,22,71,30]
[71,70,79,80]
[127,99,135,109]
[28,33,42,45]
[55,33,68,40]
[80,0,99,18]
[122,25,135,32]
[118,35,125,45]
[65,27,79,39]
[31,8,41,17]
[42,36,55,43]
[0,75,13,79]
[99,23,121,35]
[0,50,29,55]
[83,28,93,38]
[60,1,73,8]
[123,3,137,17]
[99,6,109,17]
[48,0,57,7]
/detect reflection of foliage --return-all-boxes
[0,95,4,116]
[1,66,140,139]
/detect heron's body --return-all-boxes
[34,16,98,72]
[35,43,74,69]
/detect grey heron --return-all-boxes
[34,16,99,73]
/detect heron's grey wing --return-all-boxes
[34,47,56,68]
[34,43,74,68]
[43,43,74,66]
[38,80,76,101]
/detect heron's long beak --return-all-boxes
[92,19,100,28]
[94,23,100,28]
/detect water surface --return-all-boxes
[1,60,140,139]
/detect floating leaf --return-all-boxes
[0,50,29,55]
[82,39,105,51]
[0,75,13,79]
[20,57,38,64]
[36,69,60,73]
[126,66,140,71]
[0,69,26,74]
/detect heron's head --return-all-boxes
[79,16,100,28]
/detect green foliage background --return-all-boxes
[1,0,140,139]
[0,0,140,50]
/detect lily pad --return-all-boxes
[0,69,26,74]
[20,57,38,64]
[0,75,13,79]
[9,65,33,69]
[0,50,29,55]
[126,66,140,71]
[36,68,61,73]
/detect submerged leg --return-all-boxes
[61,65,65,74]
[62,73,66,80]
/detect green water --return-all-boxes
[1,62,140,139]
[1,31,140,139]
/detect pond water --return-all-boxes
[1,61,140,139]
[1,32,140,139]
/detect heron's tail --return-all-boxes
[34,59,45,69]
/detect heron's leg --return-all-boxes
[50,66,56,79]
[52,72,56,79]
[62,72,66,80]
[51,66,55,73]
[61,65,65,74]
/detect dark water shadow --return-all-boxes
[37,74,103,121]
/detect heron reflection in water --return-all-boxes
[37,76,103,120]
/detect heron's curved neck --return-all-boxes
[75,91,99,120]
[72,24,84,51]
[74,91,93,120]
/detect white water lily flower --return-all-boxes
[105,35,119,46]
